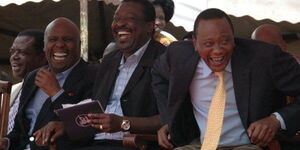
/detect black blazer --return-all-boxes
[152,39,300,146]
[7,59,96,150]
[92,39,165,120]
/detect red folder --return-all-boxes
[55,100,104,141]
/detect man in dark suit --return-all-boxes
[33,0,165,150]
[0,17,95,150]
[8,29,47,134]
[153,8,300,150]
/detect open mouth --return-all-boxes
[209,56,225,65]
[53,52,67,61]
[117,30,131,41]
[11,63,22,71]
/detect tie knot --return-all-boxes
[215,71,224,79]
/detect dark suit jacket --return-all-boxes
[152,39,300,147]
[92,39,165,125]
[6,59,96,150]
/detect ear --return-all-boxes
[192,35,198,51]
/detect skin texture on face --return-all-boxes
[154,5,166,33]
[251,24,288,51]
[193,18,235,72]
[10,36,46,78]
[111,2,154,59]
[44,18,80,73]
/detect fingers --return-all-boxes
[247,116,279,147]
[157,125,173,149]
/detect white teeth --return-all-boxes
[53,52,67,61]
[210,56,225,65]
[118,31,130,35]
[54,56,66,61]
[54,52,67,57]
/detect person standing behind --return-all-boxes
[152,0,177,46]
[8,29,47,134]
[153,8,300,150]
[0,17,96,150]
[251,24,300,64]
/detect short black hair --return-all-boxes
[193,8,234,37]
[152,0,174,22]
[123,0,155,22]
[17,29,44,54]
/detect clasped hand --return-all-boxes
[35,68,62,97]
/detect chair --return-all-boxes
[123,134,158,150]
[0,80,12,137]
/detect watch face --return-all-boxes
[121,120,130,131]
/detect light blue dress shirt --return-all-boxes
[94,39,150,140]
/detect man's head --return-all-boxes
[251,24,288,51]
[10,29,47,78]
[44,17,80,73]
[111,0,155,58]
[193,8,235,72]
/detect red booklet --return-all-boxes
[55,100,104,141]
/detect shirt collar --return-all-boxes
[120,39,151,65]
[200,59,232,77]
[55,58,80,79]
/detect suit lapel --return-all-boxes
[18,77,39,134]
[231,44,251,129]
[122,40,156,97]
[10,82,23,106]
[95,53,122,108]
[173,50,199,106]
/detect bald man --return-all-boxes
[0,17,96,150]
[252,24,300,64]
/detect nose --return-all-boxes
[55,39,65,48]
[212,45,224,54]
[10,51,20,60]
[113,18,126,28]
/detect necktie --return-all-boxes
[7,89,21,134]
[201,72,226,150]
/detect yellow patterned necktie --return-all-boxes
[201,72,226,150]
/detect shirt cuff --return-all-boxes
[51,89,64,102]
[273,112,286,130]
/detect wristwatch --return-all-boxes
[121,119,131,131]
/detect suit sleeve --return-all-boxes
[271,46,300,135]
[152,50,170,125]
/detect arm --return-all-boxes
[247,46,300,147]
[152,52,170,125]
[87,114,161,134]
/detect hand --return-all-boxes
[157,124,173,149]
[35,68,62,97]
[87,113,123,133]
[247,115,281,147]
[0,138,8,150]
[33,121,65,147]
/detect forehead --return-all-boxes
[12,36,34,48]
[115,2,145,18]
[46,22,78,38]
[196,18,233,39]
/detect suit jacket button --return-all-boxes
[29,136,35,142]
[122,99,128,102]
